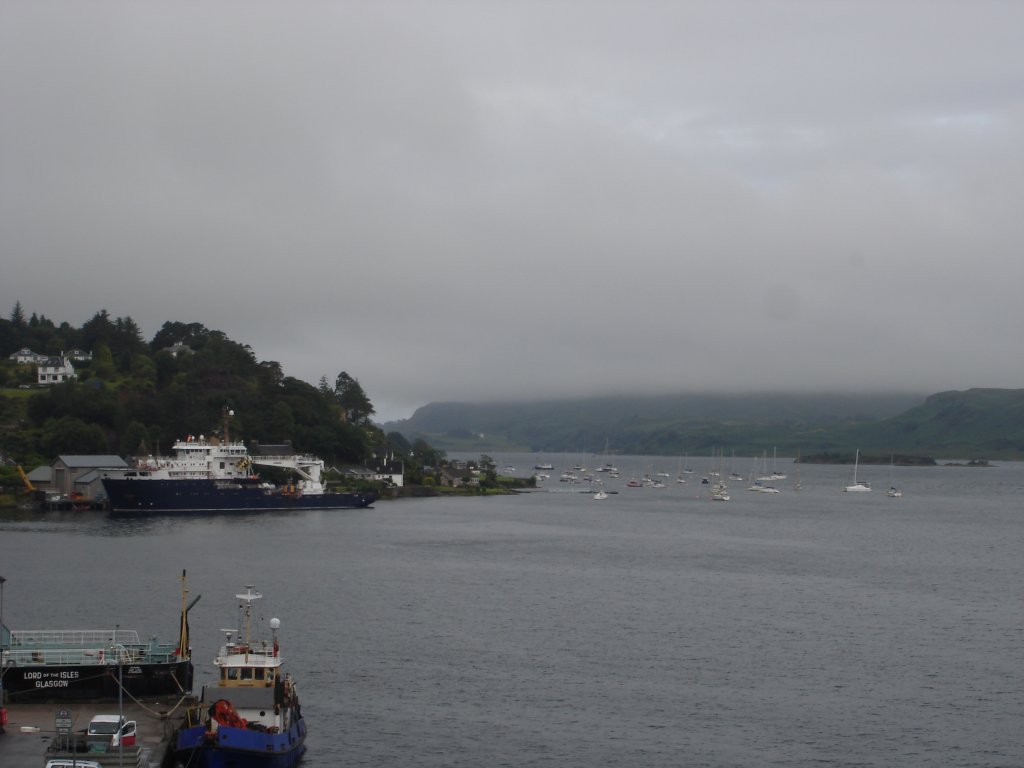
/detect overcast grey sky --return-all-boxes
[3,2,1022,420]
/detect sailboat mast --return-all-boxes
[179,570,188,657]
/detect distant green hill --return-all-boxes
[385,389,1024,459]
[839,388,1024,458]
[384,391,943,456]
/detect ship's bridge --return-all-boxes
[214,600,284,689]
[216,643,282,688]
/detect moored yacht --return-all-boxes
[844,450,872,492]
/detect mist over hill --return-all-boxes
[383,390,1024,459]
[384,391,931,455]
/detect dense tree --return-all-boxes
[80,310,114,349]
[411,438,445,468]
[25,313,57,354]
[150,321,210,352]
[120,421,151,456]
[9,302,26,327]
[259,360,285,387]
[44,334,71,356]
[266,401,296,441]
[91,343,117,379]
[40,416,109,455]
[0,318,19,357]
[385,431,412,456]
[131,354,157,386]
[110,316,147,367]
[27,380,126,433]
[334,371,375,425]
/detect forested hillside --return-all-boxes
[0,303,391,468]
[843,388,1024,458]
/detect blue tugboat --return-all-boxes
[174,586,306,768]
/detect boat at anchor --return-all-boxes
[174,585,306,768]
[844,450,872,493]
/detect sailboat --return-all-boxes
[748,453,781,493]
[675,456,688,485]
[886,454,903,497]
[767,447,787,480]
[681,454,694,474]
[844,450,872,492]
[728,449,744,482]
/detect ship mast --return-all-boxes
[222,406,235,444]
[179,570,188,658]
[236,585,262,660]
[177,570,200,660]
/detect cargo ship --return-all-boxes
[0,572,197,703]
[101,412,376,513]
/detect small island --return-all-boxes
[798,452,937,466]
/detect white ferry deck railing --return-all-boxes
[252,454,322,463]
[4,636,181,666]
[11,629,142,646]
[3,646,179,666]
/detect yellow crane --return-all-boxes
[16,464,36,494]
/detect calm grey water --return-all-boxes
[2,454,1023,767]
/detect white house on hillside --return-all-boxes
[165,341,192,358]
[373,459,405,487]
[8,347,48,364]
[67,348,93,362]
[37,355,76,385]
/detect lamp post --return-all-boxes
[1,574,7,735]
[109,629,125,766]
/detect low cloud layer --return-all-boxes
[3,2,1022,420]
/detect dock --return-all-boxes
[0,697,192,767]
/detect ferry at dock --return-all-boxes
[0,572,196,703]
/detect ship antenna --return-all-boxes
[222,406,235,444]
[235,585,262,657]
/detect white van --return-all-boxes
[45,761,103,768]
[86,714,137,749]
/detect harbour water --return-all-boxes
[2,454,1023,767]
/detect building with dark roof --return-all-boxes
[49,455,129,498]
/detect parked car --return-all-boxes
[86,714,137,750]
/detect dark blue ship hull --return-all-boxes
[102,477,376,513]
[175,719,306,768]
